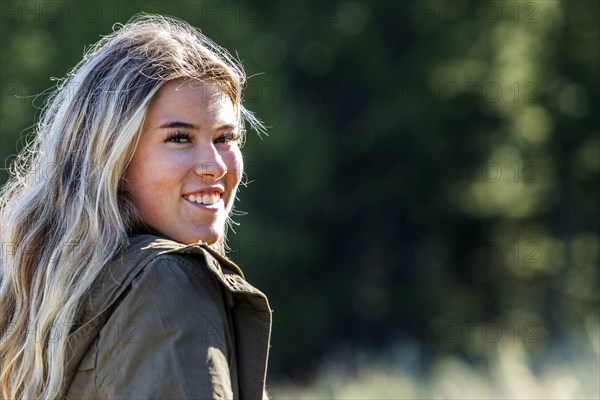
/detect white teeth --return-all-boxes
[186,192,220,205]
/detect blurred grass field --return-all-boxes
[270,321,599,399]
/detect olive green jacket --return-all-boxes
[62,234,272,399]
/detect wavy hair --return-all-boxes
[0,14,262,399]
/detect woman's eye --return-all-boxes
[215,132,240,144]
[166,130,193,143]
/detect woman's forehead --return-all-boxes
[156,79,228,101]
[148,80,237,124]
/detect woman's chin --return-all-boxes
[187,228,222,246]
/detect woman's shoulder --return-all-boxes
[65,235,237,399]
[124,233,268,299]
[83,233,264,319]
[70,233,269,341]
[120,235,225,304]
[116,233,208,278]
[65,233,271,396]
[94,234,214,303]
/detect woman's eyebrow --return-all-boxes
[217,123,238,131]
[158,121,199,130]
[158,121,237,131]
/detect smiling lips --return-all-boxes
[185,191,222,206]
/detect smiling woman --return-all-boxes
[125,80,244,246]
[0,14,270,399]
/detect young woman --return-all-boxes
[0,14,271,399]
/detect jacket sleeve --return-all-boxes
[93,254,234,399]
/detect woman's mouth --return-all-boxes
[184,191,222,206]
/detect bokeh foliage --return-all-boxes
[1,0,598,384]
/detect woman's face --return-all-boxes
[124,80,243,245]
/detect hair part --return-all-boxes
[0,14,262,398]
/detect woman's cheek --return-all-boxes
[226,147,243,185]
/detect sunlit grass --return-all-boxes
[270,334,599,399]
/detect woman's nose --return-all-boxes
[194,145,226,182]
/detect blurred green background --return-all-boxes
[1,1,598,398]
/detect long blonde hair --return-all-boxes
[0,14,262,399]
